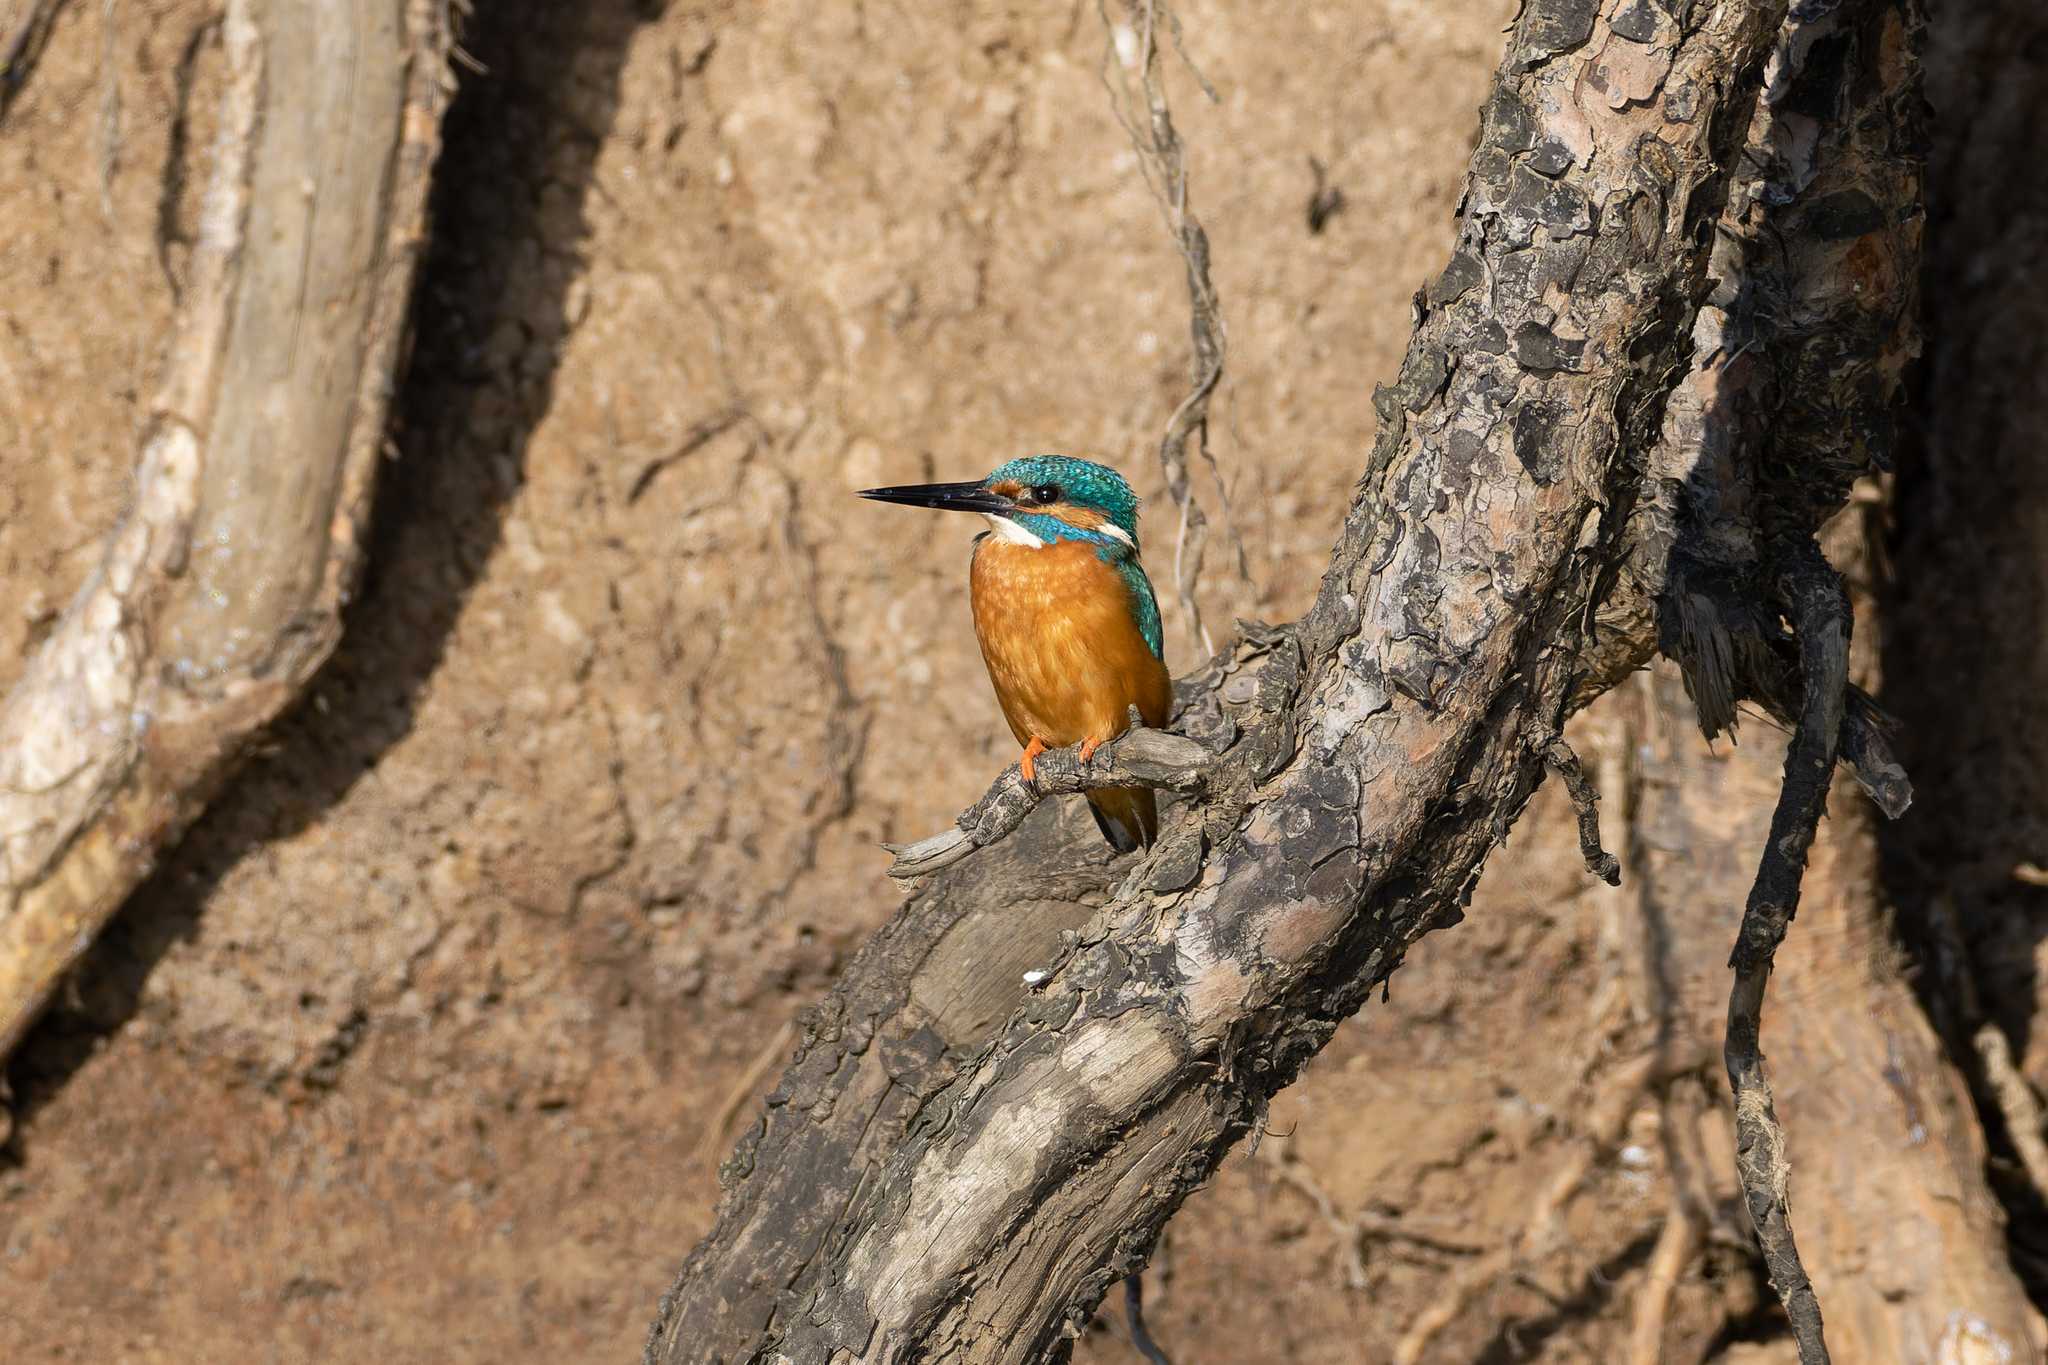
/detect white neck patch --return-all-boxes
[1095,519,1136,549]
[982,513,1047,548]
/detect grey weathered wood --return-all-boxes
[884,727,1215,885]
[644,0,1929,1359]
[0,0,455,1057]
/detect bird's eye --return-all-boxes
[1032,484,1061,505]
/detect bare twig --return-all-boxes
[1095,0,1248,657]
[1724,541,1849,1365]
[882,726,1212,887]
[1837,692,1913,819]
[1305,155,1345,234]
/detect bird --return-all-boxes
[860,456,1174,853]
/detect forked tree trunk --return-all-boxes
[644,1,1948,1361]
[0,0,454,1056]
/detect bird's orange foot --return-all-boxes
[1020,736,1049,784]
[1078,734,1108,764]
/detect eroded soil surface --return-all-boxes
[0,1,2034,1363]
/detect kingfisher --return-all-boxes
[860,456,1174,853]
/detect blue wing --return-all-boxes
[1117,558,1165,661]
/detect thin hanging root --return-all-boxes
[1724,541,1849,1365]
[1094,0,1250,657]
[1123,1274,1175,1365]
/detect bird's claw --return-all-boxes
[1020,736,1049,787]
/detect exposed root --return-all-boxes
[1265,1150,1370,1291]
[1627,1077,1721,1365]
[1723,541,1850,1365]
[1975,1023,2048,1201]
[1123,1274,1175,1365]
[1262,1143,1487,1295]
[1627,1186,1705,1365]
[1093,0,1250,657]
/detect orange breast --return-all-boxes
[969,537,1173,749]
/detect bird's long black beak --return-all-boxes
[857,481,1017,515]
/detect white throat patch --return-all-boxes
[981,513,1046,548]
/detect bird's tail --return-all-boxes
[1085,787,1157,854]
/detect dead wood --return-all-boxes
[643,0,1933,1359]
[1725,542,1848,1364]
[0,0,456,1058]
[883,723,1215,887]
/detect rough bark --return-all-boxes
[643,0,1939,1359]
[0,0,454,1057]
[647,0,1790,1359]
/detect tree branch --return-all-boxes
[884,721,1214,887]
[645,1,1814,1359]
[645,0,1928,1356]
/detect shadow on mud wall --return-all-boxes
[3,0,657,1143]
[1883,0,2048,1306]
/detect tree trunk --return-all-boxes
[643,0,1948,1360]
[0,0,454,1056]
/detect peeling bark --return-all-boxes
[0,0,455,1057]
[646,0,1934,1360]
